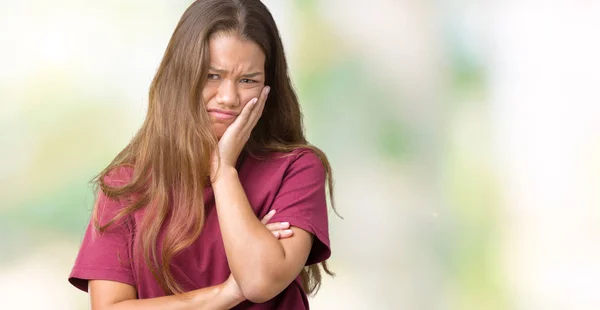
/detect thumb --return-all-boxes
[235,98,258,125]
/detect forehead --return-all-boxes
[208,32,265,71]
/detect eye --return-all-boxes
[207,73,220,80]
[240,78,256,83]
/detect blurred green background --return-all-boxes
[2,1,600,309]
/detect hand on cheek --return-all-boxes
[210,86,270,179]
[242,87,264,109]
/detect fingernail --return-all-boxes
[265,86,271,95]
[280,222,289,227]
[269,209,276,215]
[283,229,292,234]
[274,231,280,237]
[251,98,258,105]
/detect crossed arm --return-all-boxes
[89,282,238,310]
[212,166,314,303]
[89,88,318,309]
[89,168,314,309]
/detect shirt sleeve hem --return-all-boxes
[69,266,135,293]
[270,215,331,265]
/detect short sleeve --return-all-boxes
[68,169,135,292]
[269,150,331,265]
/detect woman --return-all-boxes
[68,0,335,309]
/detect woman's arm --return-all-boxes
[212,167,314,303]
[209,87,316,303]
[89,278,244,310]
[87,213,292,310]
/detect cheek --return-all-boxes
[202,83,218,104]
[239,86,263,105]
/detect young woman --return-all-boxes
[68,0,335,309]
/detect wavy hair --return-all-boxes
[93,0,336,296]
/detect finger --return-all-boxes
[260,209,276,224]
[236,97,258,125]
[253,86,268,121]
[243,86,269,132]
[278,229,293,239]
[265,222,289,231]
[264,223,279,231]
[272,231,280,238]
[265,223,279,231]
[228,97,258,132]
[257,86,269,113]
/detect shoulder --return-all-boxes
[284,148,325,179]
[260,148,327,185]
[101,165,135,188]
[239,147,326,195]
[94,165,136,225]
[260,147,323,165]
[248,147,325,175]
[287,148,324,166]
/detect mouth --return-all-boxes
[207,108,238,121]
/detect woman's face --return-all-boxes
[202,32,266,139]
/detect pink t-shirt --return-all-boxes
[68,149,331,309]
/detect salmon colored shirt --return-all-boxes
[68,149,331,309]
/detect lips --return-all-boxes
[207,108,238,121]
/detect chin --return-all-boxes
[211,124,228,140]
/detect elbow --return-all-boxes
[245,292,272,304]
[239,277,279,304]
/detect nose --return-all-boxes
[215,79,239,108]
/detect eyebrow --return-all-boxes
[209,66,226,73]
[241,72,263,78]
[209,66,263,78]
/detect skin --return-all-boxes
[208,32,315,303]
[203,32,267,141]
[89,211,292,310]
[89,32,313,309]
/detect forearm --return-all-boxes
[99,284,243,310]
[212,167,287,288]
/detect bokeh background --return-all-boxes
[2,0,600,309]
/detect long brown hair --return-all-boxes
[93,0,336,296]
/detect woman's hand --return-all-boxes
[261,209,294,239]
[210,86,270,180]
[221,209,292,302]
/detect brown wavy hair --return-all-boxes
[92,0,336,296]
